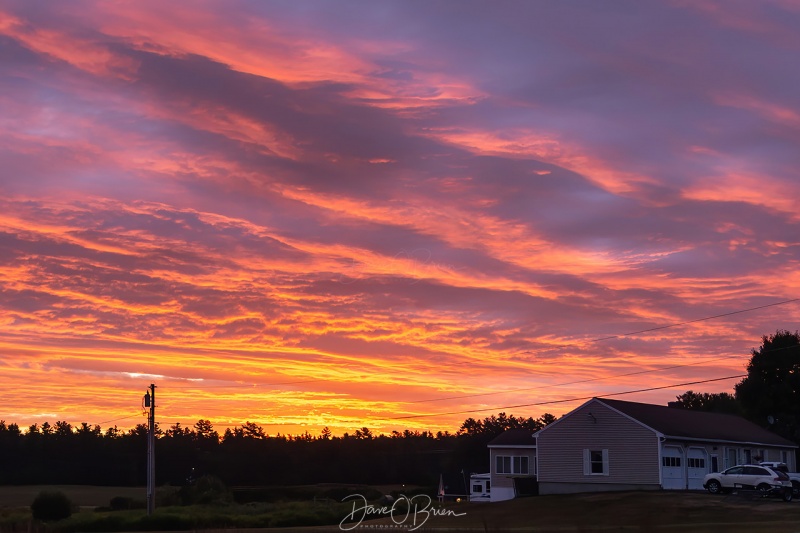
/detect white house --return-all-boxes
[533,397,798,495]
[486,428,537,501]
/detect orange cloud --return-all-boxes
[2,2,797,438]
[421,126,660,198]
[682,172,800,220]
[2,189,784,434]
[0,12,138,79]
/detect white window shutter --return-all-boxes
[602,449,609,476]
[583,449,591,475]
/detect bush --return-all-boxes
[64,514,127,532]
[156,487,182,507]
[138,513,192,531]
[31,491,73,521]
[178,474,232,505]
[109,496,146,510]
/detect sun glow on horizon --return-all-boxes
[1,2,799,437]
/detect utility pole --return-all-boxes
[144,383,156,515]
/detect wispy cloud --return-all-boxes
[0,1,798,435]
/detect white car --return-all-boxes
[703,464,792,501]
[759,462,800,497]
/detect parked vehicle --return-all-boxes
[759,462,800,497]
[703,464,792,501]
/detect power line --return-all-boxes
[390,374,747,421]
[97,413,143,426]
[439,298,800,366]
[166,378,319,390]
[584,298,800,343]
[153,374,748,430]
[409,342,800,405]
[88,342,795,429]
[159,351,746,409]
[165,341,798,408]
[134,298,799,396]
[409,355,737,404]
[75,299,799,430]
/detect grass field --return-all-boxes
[368,490,800,532]
[0,485,145,508]
[2,486,800,532]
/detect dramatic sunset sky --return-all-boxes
[1,1,799,436]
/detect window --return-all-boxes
[497,456,511,474]
[688,457,705,469]
[473,484,483,493]
[514,456,529,474]
[710,455,719,473]
[591,451,604,473]
[743,449,752,464]
[496,455,529,475]
[662,456,681,468]
[583,449,609,476]
[486,480,490,493]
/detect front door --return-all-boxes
[726,448,738,469]
[743,449,752,464]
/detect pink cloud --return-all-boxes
[1,1,799,435]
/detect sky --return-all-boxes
[1,0,799,437]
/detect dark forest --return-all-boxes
[0,413,555,488]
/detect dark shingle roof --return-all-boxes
[487,428,536,447]
[598,398,797,447]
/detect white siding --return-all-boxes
[488,446,535,502]
[537,400,660,488]
[659,441,796,488]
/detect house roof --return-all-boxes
[597,398,797,448]
[487,428,536,447]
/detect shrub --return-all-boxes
[31,491,73,521]
[178,474,232,505]
[138,513,192,531]
[156,487,182,507]
[108,496,146,510]
[65,514,127,532]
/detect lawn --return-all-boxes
[360,490,800,532]
[2,486,799,532]
[0,485,145,508]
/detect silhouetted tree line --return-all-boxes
[671,329,800,444]
[7,331,793,488]
[0,412,555,487]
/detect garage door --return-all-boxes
[662,446,684,490]
[687,448,708,490]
